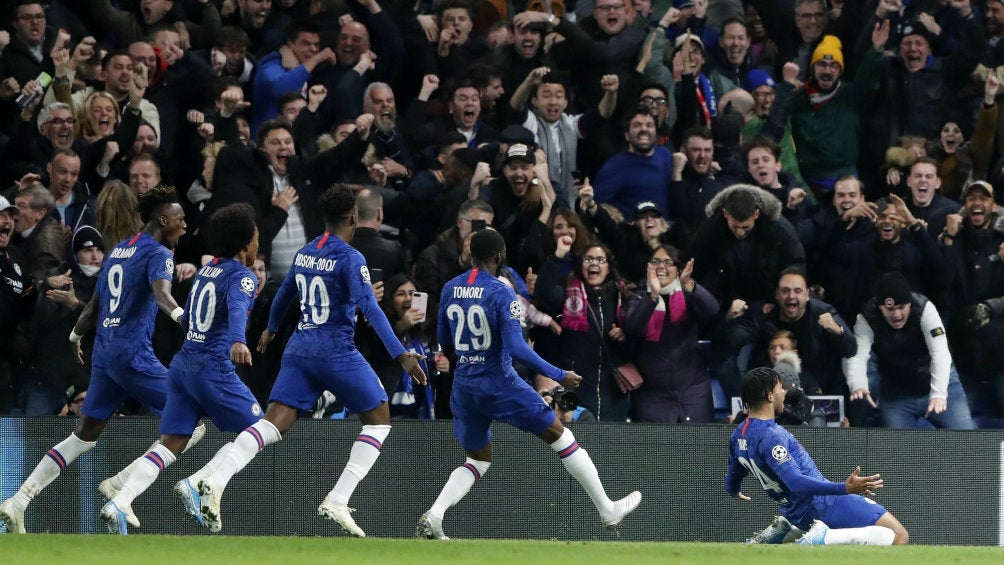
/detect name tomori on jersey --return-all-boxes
[294,254,337,271]
[453,286,484,299]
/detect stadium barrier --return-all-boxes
[1,417,1000,545]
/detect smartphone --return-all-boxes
[471,219,487,232]
[370,267,383,283]
[411,291,428,322]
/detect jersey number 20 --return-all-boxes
[445,304,491,352]
[296,274,330,325]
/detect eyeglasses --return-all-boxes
[796,12,826,21]
[17,14,45,22]
[648,258,675,266]
[583,256,608,264]
[640,96,668,106]
[595,4,625,12]
[47,117,76,126]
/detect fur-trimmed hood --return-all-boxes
[703,183,784,220]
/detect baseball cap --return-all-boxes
[674,0,695,8]
[961,180,994,200]
[72,225,104,254]
[0,195,19,216]
[500,125,535,146]
[873,272,912,307]
[635,201,664,219]
[674,32,704,50]
[505,143,535,165]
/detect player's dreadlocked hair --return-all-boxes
[138,184,178,224]
[319,184,357,226]
[740,367,781,410]
[208,202,257,258]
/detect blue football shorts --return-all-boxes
[268,352,387,413]
[159,355,262,436]
[83,358,168,420]
[817,494,888,528]
[450,373,556,452]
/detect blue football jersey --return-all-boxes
[269,233,404,359]
[726,418,839,526]
[438,268,559,381]
[179,258,256,365]
[93,232,174,365]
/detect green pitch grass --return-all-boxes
[2,536,1002,565]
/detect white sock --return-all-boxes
[214,420,281,489]
[12,434,96,509]
[181,423,207,453]
[325,425,391,506]
[113,445,177,507]
[429,457,491,520]
[550,428,612,516]
[824,525,896,545]
[190,443,233,486]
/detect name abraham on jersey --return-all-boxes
[109,246,137,259]
[453,286,484,299]
[294,253,337,271]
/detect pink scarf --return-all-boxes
[561,279,623,332]
[644,280,689,342]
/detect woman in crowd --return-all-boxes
[537,242,634,421]
[621,244,719,423]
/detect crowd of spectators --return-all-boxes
[0,0,1002,429]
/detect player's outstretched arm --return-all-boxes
[69,292,100,364]
[152,279,184,323]
[395,352,428,386]
[257,329,275,353]
[561,371,583,390]
[844,465,883,496]
[231,342,253,365]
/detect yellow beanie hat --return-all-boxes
[810,35,844,69]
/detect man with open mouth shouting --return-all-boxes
[941,180,1004,425]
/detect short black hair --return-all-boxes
[623,106,655,132]
[138,185,178,224]
[256,119,293,148]
[319,184,357,226]
[470,229,506,262]
[208,202,256,258]
[285,19,320,44]
[722,187,759,221]
[740,367,779,409]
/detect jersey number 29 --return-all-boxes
[445,304,491,352]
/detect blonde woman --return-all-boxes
[95,179,142,249]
